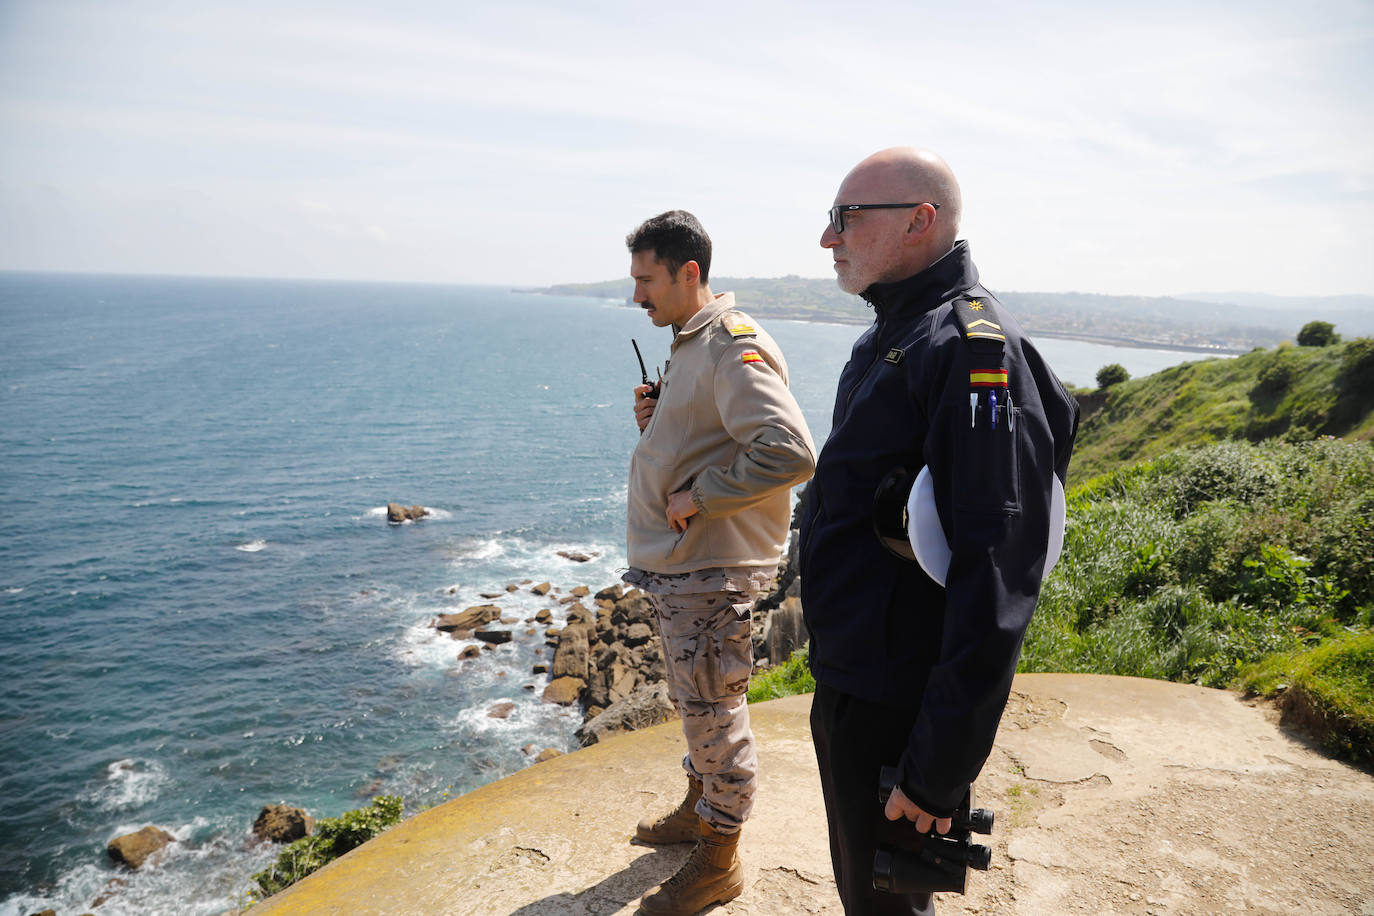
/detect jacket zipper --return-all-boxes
[841,316,888,421]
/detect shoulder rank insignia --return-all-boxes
[953,296,1006,345]
[727,322,757,338]
[740,349,764,364]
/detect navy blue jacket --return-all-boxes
[798,241,1079,817]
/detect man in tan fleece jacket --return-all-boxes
[621,210,816,916]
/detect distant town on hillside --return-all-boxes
[527,277,1374,353]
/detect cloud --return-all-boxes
[1,0,1371,294]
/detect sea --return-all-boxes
[0,272,1218,915]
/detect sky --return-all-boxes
[1,0,1372,297]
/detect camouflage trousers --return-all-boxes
[647,588,757,834]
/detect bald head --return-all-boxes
[819,147,963,293]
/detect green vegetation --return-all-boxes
[1297,320,1340,347]
[1240,632,1374,763]
[1070,336,1374,484]
[1022,438,1373,762]
[1095,363,1129,389]
[747,644,815,703]
[253,795,404,898]
[1025,440,1372,671]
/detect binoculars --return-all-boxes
[872,767,994,895]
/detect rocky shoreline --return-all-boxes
[430,522,807,754]
[45,518,808,916]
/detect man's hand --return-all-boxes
[665,489,698,533]
[884,784,952,835]
[633,384,657,431]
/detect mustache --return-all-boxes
[640,301,655,310]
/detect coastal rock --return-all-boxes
[434,605,501,633]
[474,628,512,645]
[458,646,482,660]
[570,585,590,598]
[622,622,653,648]
[565,603,595,627]
[107,826,175,869]
[252,804,315,843]
[763,596,807,667]
[613,593,654,622]
[552,621,593,681]
[534,608,553,624]
[488,702,516,719]
[534,748,563,763]
[542,676,585,705]
[594,584,623,602]
[386,502,429,523]
[576,682,677,747]
[531,582,552,596]
[557,550,597,563]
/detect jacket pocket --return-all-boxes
[952,404,1023,516]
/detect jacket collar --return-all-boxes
[860,240,979,318]
[674,291,736,343]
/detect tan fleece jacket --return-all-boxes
[627,292,816,574]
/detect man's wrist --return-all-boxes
[690,482,709,516]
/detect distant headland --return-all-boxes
[523,277,1374,354]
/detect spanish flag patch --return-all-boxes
[970,368,1008,387]
[741,350,764,364]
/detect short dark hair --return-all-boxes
[625,210,712,283]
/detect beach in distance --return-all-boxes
[0,272,1219,916]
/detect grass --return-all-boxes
[1239,631,1374,764]
[747,644,815,703]
[1070,336,1374,484]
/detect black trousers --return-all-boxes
[810,682,935,916]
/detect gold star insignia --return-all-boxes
[968,300,984,310]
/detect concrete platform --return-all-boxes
[247,674,1374,915]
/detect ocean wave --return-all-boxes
[235,539,267,553]
[0,815,277,916]
[79,758,170,811]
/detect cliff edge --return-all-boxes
[246,674,1374,915]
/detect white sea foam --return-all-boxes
[5,587,22,595]
[235,540,267,553]
[0,814,278,916]
[80,758,170,811]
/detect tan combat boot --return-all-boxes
[635,776,703,845]
[638,820,743,916]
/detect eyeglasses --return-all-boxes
[827,202,940,234]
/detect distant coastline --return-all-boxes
[517,286,1252,355]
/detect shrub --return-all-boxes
[254,795,404,897]
[748,645,815,703]
[1095,363,1129,389]
[1296,320,1340,347]
[1340,337,1374,393]
[1252,358,1294,398]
